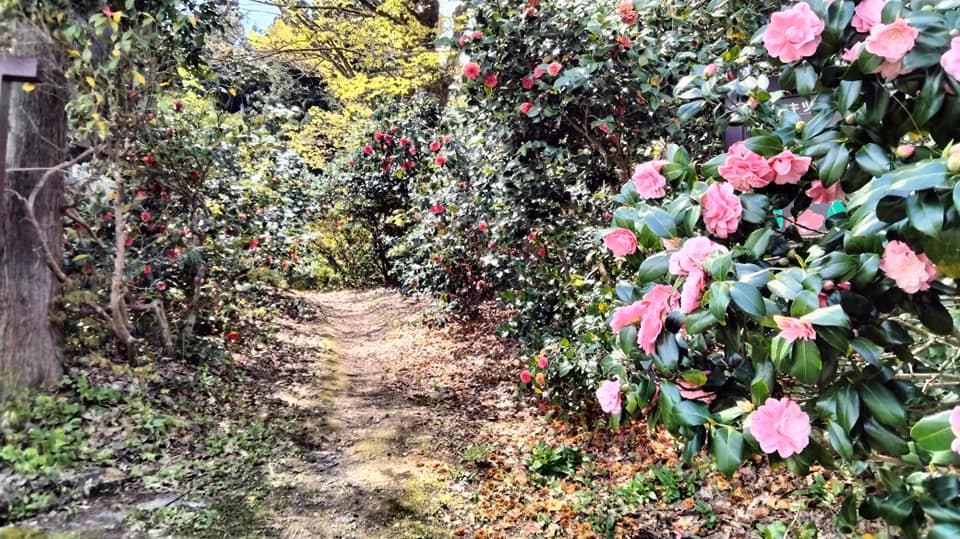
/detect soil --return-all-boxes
[4,288,851,538]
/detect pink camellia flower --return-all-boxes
[719,142,774,191]
[604,228,638,257]
[774,315,816,343]
[520,101,534,115]
[669,236,727,276]
[617,2,638,25]
[533,67,545,78]
[611,301,646,333]
[443,134,452,144]
[865,18,918,63]
[795,209,826,234]
[680,268,707,314]
[950,406,960,454]
[374,131,383,142]
[704,63,718,77]
[880,240,938,293]
[399,137,408,147]
[631,160,669,199]
[762,2,825,63]
[429,141,441,152]
[768,150,812,184]
[143,264,152,275]
[435,155,447,166]
[458,33,469,47]
[429,204,445,214]
[941,37,960,81]
[805,180,845,203]
[408,146,417,156]
[597,379,622,414]
[478,221,488,232]
[484,72,499,88]
[701,182,742,239]
[141,211,151,222]
[636,285,679,354]
[751,398,811,458]
[520,370,532,384]
[537,356,549,369]
[156,281,167,291]
[852,0,886,33]
[463,62,481,79]
[842,41,863,62]
[521,77,535,89]
[670,237,727,313]
[875,57,913,80]
[472,30,483,39]
[616,35,632,49]
[363,144,373,155]
[547,62,563,76]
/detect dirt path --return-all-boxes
[260,288,479,538]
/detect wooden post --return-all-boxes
[0,56,39,199]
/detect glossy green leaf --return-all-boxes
[730,282,765,318]
[790,339,822,384]
[910,409,956,452]
[712,427,745,477]
[861,381,906,427]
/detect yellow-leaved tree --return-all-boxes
[248,0,446,167]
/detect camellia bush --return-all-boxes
[589,0,960,535]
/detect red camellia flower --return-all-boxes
[399,137,408,147]
[520,102,534,115]
[521,77,534,90]
[429,204,445,214]
[166,128,174,137]
[527,231,537,241]
[155,281,167,291]
[484,72,498,88]
[124,236,134,247]
[248,238,259,249]
[143,154,154,166]
[363,144,373,155]
[537,247,546,257]
[616,35,632,49]
[179,229,187,236]
[191,170,200,180]
[430,141,441,152]
[281,260,289,269]
[160,192,168,201]
[140,211,151,222]
[463,62,481,79]
[174,100,183,111]
[435,155,447,166]
[374,131,383,141]
[478,221,488,232]
[143,264,152,275]
[227,331,239,341]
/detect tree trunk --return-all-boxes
[0,26,67,397]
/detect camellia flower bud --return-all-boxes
[896,144,915,159]
[704,63,717,77]
[948,150,960,173]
